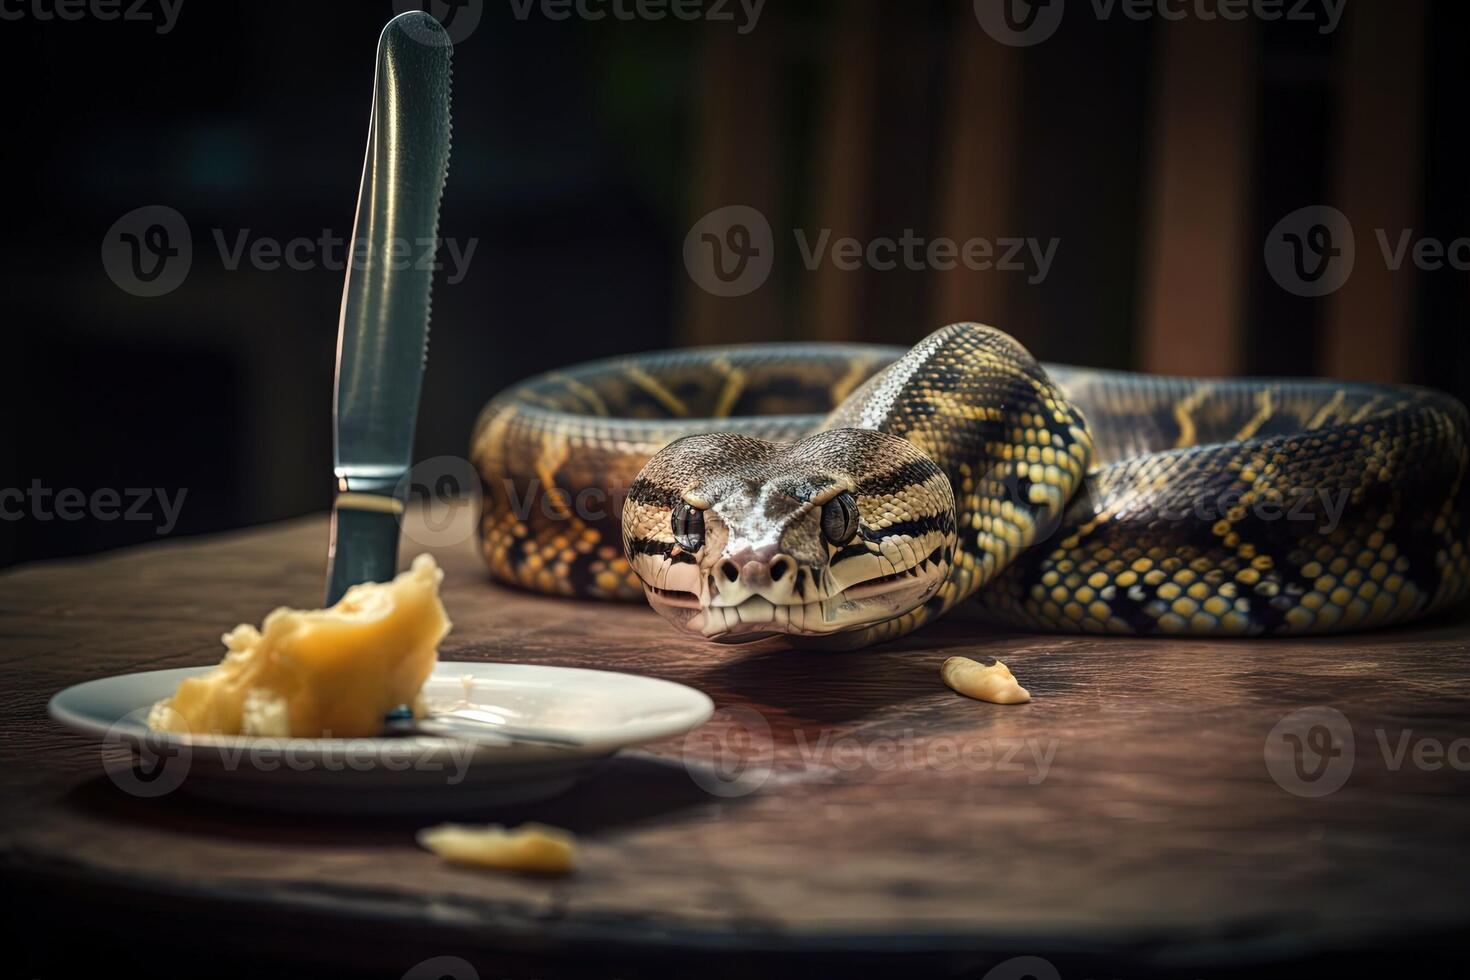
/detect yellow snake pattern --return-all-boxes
[470,324,1470,641]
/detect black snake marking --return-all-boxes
[470,323,1470,648]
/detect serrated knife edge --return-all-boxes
[326,12,453,604]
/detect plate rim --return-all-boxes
[48,659,715,757]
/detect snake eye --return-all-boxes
[820,491,860,545]
[671,501,705,551]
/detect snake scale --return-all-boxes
[470,323,1470,649]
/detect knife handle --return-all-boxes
[325,492,403,606]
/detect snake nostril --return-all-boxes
[769,556,792,582]
[720,560,740,583]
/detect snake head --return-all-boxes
[622,428,957,643]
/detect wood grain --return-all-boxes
[3,511,1469,977]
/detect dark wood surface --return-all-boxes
[3,512,1469,978]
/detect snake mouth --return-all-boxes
[840,565,932,600]
[641,567,942,643]
[643,584,702,610]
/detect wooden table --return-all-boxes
[4,512,1469,978]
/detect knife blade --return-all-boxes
[326,11,453,605]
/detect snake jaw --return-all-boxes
[643,567,946,643]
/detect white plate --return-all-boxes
[49,662,714,814]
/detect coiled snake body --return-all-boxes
[471,324,1470,648]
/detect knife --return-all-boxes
[326,11,453,605]
[383,705,583,749]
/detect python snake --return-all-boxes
[471,323,1470,648]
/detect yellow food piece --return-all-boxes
[417,823,577,875]
[147,554,451,738]
[940,656,1031,704]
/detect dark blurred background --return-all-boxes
[1,0,1465,569]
